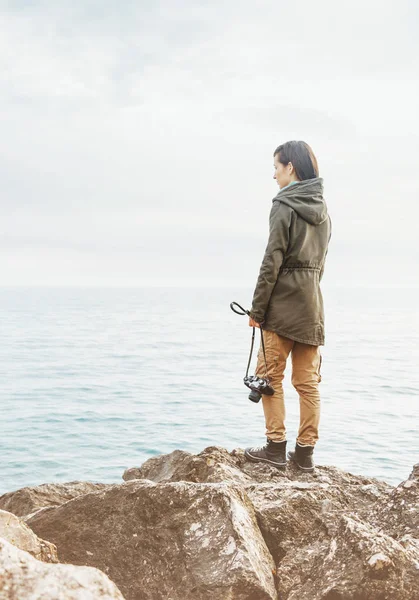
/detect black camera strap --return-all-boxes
[230,302,269,379]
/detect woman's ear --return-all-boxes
[288,162,294,174]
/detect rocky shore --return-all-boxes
[0,447,418,599]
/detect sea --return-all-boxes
[1,284,418,495]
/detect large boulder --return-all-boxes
[123,446,393,558]
[244,468,391,565]
[27,479,277,600]
[122,446,419,599]
[0,537,125,599]
[0,509,57,563]
[275,514,419,600]
[0,481,109,518]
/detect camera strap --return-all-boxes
[230,302,269,379]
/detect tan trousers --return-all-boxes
[255,330,322,446]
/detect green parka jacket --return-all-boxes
[249,177,331,346]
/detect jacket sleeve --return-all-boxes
[319,216,332,282]
[249,202,292,323]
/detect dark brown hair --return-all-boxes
[274,140,319,181]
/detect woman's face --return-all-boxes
[273,153,295,189]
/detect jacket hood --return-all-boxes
[274,177,328,225]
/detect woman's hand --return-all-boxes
[249,317,261,328]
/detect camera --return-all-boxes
[244,375,275,403]
[229,301,275,404]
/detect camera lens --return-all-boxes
[248,389,262,403]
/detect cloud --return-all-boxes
[0,0,418,286]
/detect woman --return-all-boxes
[244,140,331,472]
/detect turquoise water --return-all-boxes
[1,285,418,494]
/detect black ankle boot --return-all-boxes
[244,438,287,469]
[287,442,315,472]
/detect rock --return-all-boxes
[0,509,57,563]
[0,481,109,518]
[121,446,418,599]
[409,463,419,480]
[123,449,194,482]
[4,447,418,600]
[123,447,392,559]
[0,537,125,599]
[27,479,277,600]
[123,446,254,485]
[275,515,419,600]
[123,445,391,496]
[244,473,390,564]
[369,463,419,540]
[367,552,393,571]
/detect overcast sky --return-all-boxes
[1,0,418,288]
